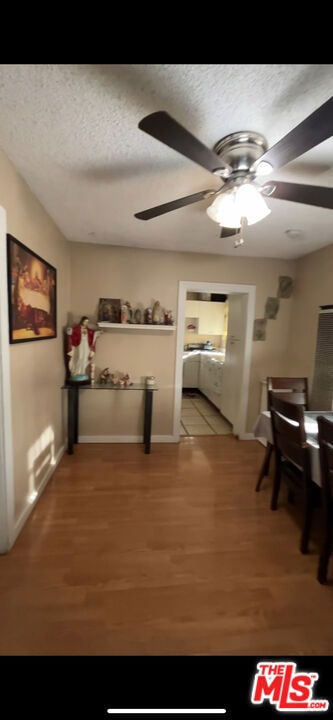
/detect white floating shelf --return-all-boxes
[97,322,175,331]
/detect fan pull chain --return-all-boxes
[234,216,247,248]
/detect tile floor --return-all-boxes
[181,391,233,436]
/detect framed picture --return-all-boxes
[97,298,121,323]
[7,234,57,344]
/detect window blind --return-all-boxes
[310,307,333,410]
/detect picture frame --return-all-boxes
[7,234,57,344]
[97,298,121,323]
[253,318,267,341]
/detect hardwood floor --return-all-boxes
[0,436,332,655]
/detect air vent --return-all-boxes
[186,292,227,302]
[211,293,227,302]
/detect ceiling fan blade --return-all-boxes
[138,111,232,176]
[257,96,333,172]
[135,189,216,220]
[220,227,240,238]
[266,181,333,210]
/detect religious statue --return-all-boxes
[65,316,102,384]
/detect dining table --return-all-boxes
[253,410,333,487]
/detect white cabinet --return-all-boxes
[199,354,224,408]
[182,354,200,388]
[185,300,200,318]
[198,354,208,394]
[183,351,224,398]
[198,302,225,335]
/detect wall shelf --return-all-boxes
[97,322,175,331]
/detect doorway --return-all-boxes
[174,281,256,440]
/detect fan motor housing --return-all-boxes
[213,131,268,176]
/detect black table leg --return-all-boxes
[74,386,79,443]
[67,387,76,455]
[144,388,153,454]
[68,386,78,455]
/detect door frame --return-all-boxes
[173,280,256,439]
[0,207,14,552]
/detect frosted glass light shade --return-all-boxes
[206,183,271,227]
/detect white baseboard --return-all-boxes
[12,443,65,545]
[79,435,178,443]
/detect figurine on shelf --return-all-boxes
[122,373,131,387]
[99,367,110,384]
[166,310,174,325]
[66,316,102,384]
[152,300,161,325]
[134,308,142,324]
[145,307,153,324]
[121,305,128,324]
[125,301,133,324]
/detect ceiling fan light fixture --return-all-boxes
[206,183,271,228]
[254,160,273,176]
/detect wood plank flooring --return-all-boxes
[0,436,332,655]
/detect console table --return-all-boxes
[62,382,158,455]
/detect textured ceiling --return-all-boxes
[0,64,333,259]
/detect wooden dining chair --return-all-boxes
[269,394,315,554]
[317,416,333,584]
[255,376,309,492]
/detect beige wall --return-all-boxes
[0,149,70,525]
[287,243,333,397]
[70,242,296,435]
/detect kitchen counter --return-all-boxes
[183,350,225,363]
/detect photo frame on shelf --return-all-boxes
[97,298,121,323]
[7,234,57,344]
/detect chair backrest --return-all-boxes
[269,394,309,471]
[267,377,309,410]
[317,416,333,504]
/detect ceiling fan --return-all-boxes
[134,97,333,244]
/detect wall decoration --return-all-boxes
[277,275,294,298]
[185,317,199,333]
[7,234,56,344]
[253,274,294,342]
[98,298,121,323]
[253,318,267,341]
[264,297,279,320]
